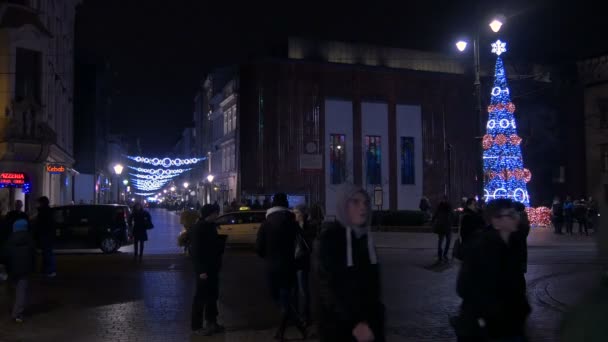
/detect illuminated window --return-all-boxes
[329,134,346,184]
[365,136,382,185]
[400,137,415,184]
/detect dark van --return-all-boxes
[50,205,132,253]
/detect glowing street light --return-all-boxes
[489,18,503,33]
[113,164,124,175]
[455,40,468,52]
[183,182,189,189]
[170,186,176,192]
[207,175,215,183]
[122,179,129,186]
[163,189,167,194]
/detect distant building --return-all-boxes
[578,55,608,209]
[0,0,80,212]
[73,59,113,204]
[195,37,585,215]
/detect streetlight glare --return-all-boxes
[183,182,189,188]
[207,175,215,183]
[456,40,468,52]
[113,164,124,175]
[489,19,503,33]
[170,186,176,191]
[122,179,129,185]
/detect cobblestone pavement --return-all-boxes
[0,209,603,342]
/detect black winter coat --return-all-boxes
[129,210,152,242]
[459,208,485,245]
[189,220,224,275]
[35,206,55,248]
[317,222,385,342]
[256,208,299,276]
[4,231,35,278]
[457,228,531,339]
[295,220,317,271]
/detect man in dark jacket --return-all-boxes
[35,196,56,277]
[2,200,35,323]
[189,204,225,336]
[513,202,531,274]
[454,198,531,341]
[460,198,486,246]
[256,192,306,340]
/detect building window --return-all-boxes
[400,137,415,185]
[602,144,608,173]
[598,99,608,129]
[329,134,346,185]
[365,136,382,185]
[224,113,228,134]
[15,48,42,103]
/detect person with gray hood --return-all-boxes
[317,184,385,342]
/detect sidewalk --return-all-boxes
[373,227,597,249]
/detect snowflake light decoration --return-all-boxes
[491,40,507,56]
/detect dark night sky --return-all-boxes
[75,0,607,154]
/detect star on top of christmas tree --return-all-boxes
[491,40,507,56]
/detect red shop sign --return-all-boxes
[0,172,26,185]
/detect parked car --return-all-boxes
[50,205,132,253]
[215,210,266,244]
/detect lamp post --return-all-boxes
[122,179,129,203]
[206,175,214,204]
[113,164,123,204]
[455,16,504,199]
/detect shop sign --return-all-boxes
[46,164,66,174]
[0,172,26,185]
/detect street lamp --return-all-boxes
[207,175,214,183]
[183,182,189,189]
[163,189,167,194]
[122,179,128,186]
[455,40,468,52]
[454,16,503,200]
[113,164,123,203]
[170,186,176,192]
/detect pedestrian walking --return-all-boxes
[574,199,588,236]
[419,196,432,223]
[189,204,226,336]
[455,198,485,260]
[513,202,531,274]
[453,198,531,341]
[587,196,599,232]
[317,184,385,342]
[128,202,153,262]
[34,196,56,277]
[433,199,454,263]
[1,200,35,323]
[551,196,564,235]
[256,193,307,341]
[292,204,317,326]
[564,196,574,235]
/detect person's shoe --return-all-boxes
[13,316,24,324]
[47,272,57,278]
[206,322,225,334]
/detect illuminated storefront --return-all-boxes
[0,172,31,213]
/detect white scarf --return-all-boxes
[346,226,378,267]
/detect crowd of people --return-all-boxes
[0,197,57,324]
[551,196,600,235]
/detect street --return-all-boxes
[0,208,603,342]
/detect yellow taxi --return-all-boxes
[215,209,266,244]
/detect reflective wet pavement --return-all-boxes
[0,209,603,341]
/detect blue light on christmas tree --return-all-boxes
[483,40,531,206]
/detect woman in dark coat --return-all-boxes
[317,184,384,342]
[129,203,153,261]
[189,204,225,336]
[293,204,317,326]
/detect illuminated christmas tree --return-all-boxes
[483,40,531,206]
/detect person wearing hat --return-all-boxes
[256,192,307,340]
[189,204,225,336]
